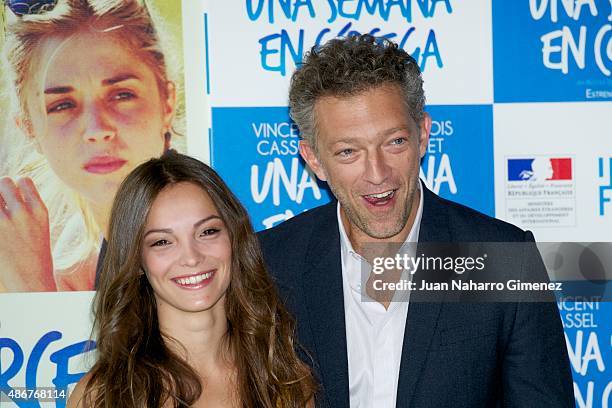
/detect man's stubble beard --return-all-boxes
[328,177,418,240]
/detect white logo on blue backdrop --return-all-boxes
[493,0,611,102]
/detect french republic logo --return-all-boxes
[507,158,572,181]
[505,156,575,227]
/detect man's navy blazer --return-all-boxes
[258,186,574,408]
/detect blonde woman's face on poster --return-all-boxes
[25,30,175,208]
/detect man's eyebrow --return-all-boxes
[379,126,412,137]
[102,73,140,86]
[329,127,412,145]
[330,137,361,145]
[143,215,222,237]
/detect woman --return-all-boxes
[0,0,183,291]
[68,151,317,407]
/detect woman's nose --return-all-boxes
[81,102,116,143]
[179,241,204,268]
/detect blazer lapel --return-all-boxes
[302,203,350,408]
[396,187,451,408]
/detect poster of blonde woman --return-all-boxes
[0,0,186,292]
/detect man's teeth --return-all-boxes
[365,190,394,199]
[175,271,213,285]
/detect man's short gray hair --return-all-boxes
[288,34,426,151]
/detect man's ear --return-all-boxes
[299,140,327,182]
[418,112,432,159]
[16,115,42,154]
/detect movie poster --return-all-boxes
[0,1,189,406]
[0,0,186,293]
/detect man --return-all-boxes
[258,34,574,407]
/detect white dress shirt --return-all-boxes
[338,183,424,408]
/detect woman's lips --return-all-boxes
[172,270,216,290]
[83,157,127,174]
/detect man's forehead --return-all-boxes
[313,87,416,142]
[315,82,404,103]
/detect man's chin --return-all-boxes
[362,224,406,240]
[354,214,407,240]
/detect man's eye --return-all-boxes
[337,148,354,157]
[391,137,407,145]
[47,100,75,114]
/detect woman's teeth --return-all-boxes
[175,271,213,285]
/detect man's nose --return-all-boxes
[363,149,391,185]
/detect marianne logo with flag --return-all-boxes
[504,156,576,228]
[507,158,572,181]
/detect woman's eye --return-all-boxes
[200,228,220,237]
[151,239,170,247]
[112,91,136,101]
[47,100,75,114]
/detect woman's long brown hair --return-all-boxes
[83,151,316,407]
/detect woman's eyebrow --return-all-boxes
[194,215,222,228]
[43,74,141,94]
[144,216,222,237]
[102,73,141,86]
[144,228,172,237]
[44,86,73,95]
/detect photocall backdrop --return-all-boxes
[1,1,611,407]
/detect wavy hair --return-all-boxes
[289,33,425,152]
[83,151,316,407]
